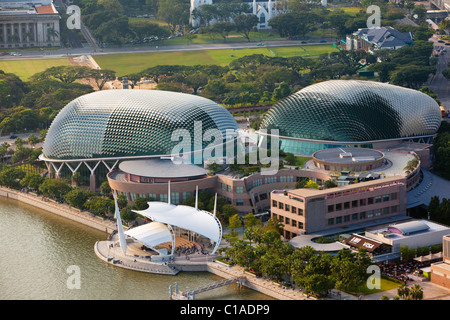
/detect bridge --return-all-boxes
[170,276,247,300]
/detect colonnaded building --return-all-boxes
[40,80,448,240]
[0,0,60,48]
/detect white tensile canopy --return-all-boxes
[132,185,223,254]
[114,183,222,256]
[125,222,174,255]
[134,203,222,244]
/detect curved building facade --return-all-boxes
[40,90,239,190]
[258,80,441,155]
[42,90,238,160]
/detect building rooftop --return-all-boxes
[354,27,413,48]
[281,175,406,199]
[313,147,384,164]
[367,219,450,240]
[118,158,207,179]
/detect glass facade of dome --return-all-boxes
[259,80,441,155]
[42,90,239,160]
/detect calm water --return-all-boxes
[0,197,272,300]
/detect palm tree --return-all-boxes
[409,284,424,300]
[46,27,59,43]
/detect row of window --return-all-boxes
[327,192,398,213]
[272,213,304,229]
[118,191,192,204]
[272,200,304,216]
[273,205,399,230]
[117,190,248,208]
[327,206,398,226]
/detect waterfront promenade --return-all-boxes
[0,186,116,234]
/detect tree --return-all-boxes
[233,14,258,42]
[157,0,190,34]
[243,212,262,229]
[38,178,72,199]
[228,213,242,236]
[222,204,239,221]
[31,66,91,84]
[20,172,45,191]
[134,197,152,210]
[0,166,25,188]
[88,69,116,90]
[100,181,111,196]
[64,188,93,209]
[264,216,284,236]
[84,196,114,217]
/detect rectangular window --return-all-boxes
[352,213,358,221]
[328,218,334,226]
[352,200,358,208]
[391,205,398,213]
[159,193,168,202]
[336,203,342,211]
[375,209,381,216]
[360,212,366,219]
[236,199,244,206]
[383,207,390,215]
[292,206,297,214]
[360,199,366,206]
[148,193,156,200]
[285,217,290,225]
[344,215,350,222]
[221,183,226,190]
[344,202,350,209]
[272,200,278,207]
[368,197,374,205]
[182,192,190,202]
[391,192,398,200]
[227,185,232,192]
[298,208,304,216]
[236,186,244,194]
[298,222,304,229]
[336,216,342,224]
[375,196,382,203]
[328,205,334,213]
[383,194,390,202]
[367,210,374,218]
[278,202,284,209]
[292,220,297,227]
[285,204,290,212]
[171,192,180,204]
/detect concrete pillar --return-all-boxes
[90,174,96,192]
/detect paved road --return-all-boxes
[0,39,333,60]
[426,34,450,109]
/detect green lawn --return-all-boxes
[94,45,338,77]
[0,57,70,80]
[358,277,402,296]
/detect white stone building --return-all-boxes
[0,0,61,48]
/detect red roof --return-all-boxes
[35,5,56,14]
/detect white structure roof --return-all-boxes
[125,222,173,253]
[134,202,222,245]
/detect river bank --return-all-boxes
[0,186,116,234]
[0,186,318,300]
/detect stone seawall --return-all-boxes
[0,187,116,234]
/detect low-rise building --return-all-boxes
[270,176,407,239]
[345,27,413,54]
[430,235,450,288]
[0,0,61,48]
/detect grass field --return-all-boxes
[95,45,338,77]
[0,57,70,80]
